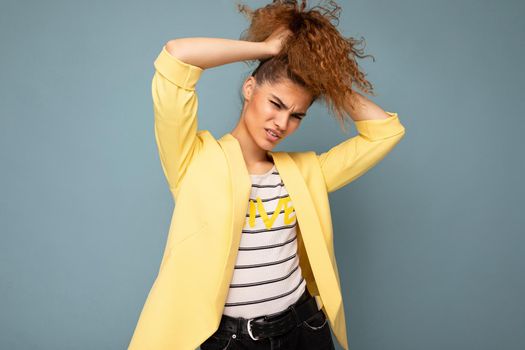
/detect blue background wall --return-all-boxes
[1,0,523,349]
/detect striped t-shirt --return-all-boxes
[222,163,307,319]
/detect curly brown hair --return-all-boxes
[236,0,376,132]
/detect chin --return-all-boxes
[260,140,275,151]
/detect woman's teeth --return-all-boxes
[267,129,278,137]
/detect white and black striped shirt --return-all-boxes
[222,164,307,318]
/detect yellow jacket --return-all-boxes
[128,45,406,350]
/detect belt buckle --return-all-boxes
[246,315,266,341]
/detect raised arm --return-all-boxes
[152,33,289,198]
[165,38,272,69]
[317,92,406,193]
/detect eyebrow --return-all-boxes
[269,94,307,117]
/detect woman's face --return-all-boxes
[240,76,313,150]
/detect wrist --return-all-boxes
[259,41,277,59]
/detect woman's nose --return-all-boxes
[273,114,289,131]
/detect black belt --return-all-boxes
[217,289,321,341]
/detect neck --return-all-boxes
[230,123,273,166]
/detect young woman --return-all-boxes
[129,1,406,349]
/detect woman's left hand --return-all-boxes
[264,26,294,56]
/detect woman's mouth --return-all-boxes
[265,128,280,142]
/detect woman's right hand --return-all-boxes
[264,26,294,56]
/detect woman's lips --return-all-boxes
[265,128,280,142]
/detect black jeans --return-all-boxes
[200,291,335,350]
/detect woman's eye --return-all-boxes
[270,100,303,120]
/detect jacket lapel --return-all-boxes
[215,134,253,309]
[271,153,344,322]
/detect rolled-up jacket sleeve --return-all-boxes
[152,45,204,198]
[317,111,406,193]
